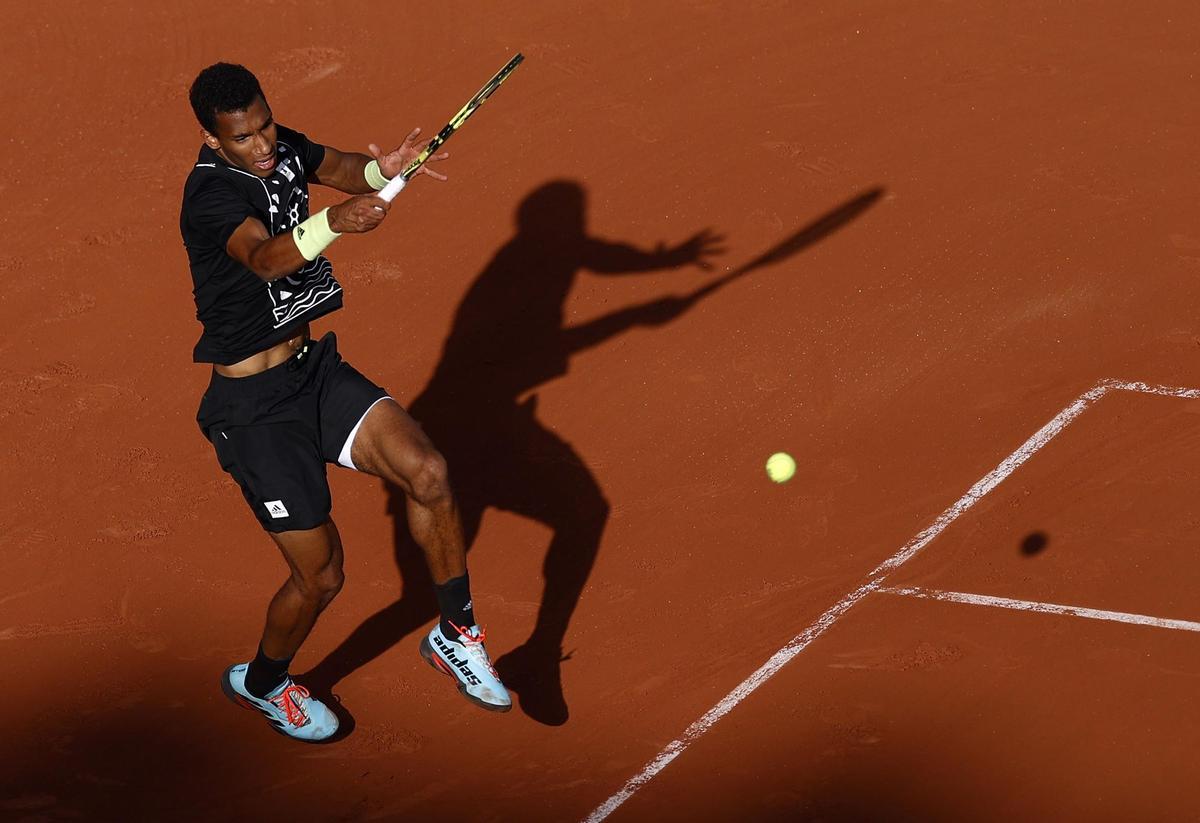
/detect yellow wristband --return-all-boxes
[364,159,390,191]
[292,208,340,261]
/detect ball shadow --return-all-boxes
[1020,531,1049,556]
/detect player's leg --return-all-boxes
[256,519,346,676]
[220,519,343,742]
[350,399,465,583]
[348,398,510,712]
[201,357,344,741]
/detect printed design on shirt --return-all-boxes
[268,256,340,328]
[262,140,342,329]
[266,168,307,236]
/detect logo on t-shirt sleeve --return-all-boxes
[264,500,290,519]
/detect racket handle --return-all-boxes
[378,174,407,203]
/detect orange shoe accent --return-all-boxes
[269,683,312,728]
[448,621,486,644]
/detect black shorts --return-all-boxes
[196,331,389,533]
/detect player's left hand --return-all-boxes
[369,128,450,182]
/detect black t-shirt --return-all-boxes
[179,124,344,364]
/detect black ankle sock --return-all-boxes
[245,644,293,699]
[435,573,476,640]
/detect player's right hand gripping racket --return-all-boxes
[378,53,524,202]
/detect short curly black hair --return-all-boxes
[189,62,267,133]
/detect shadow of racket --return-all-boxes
[682,187,884,306]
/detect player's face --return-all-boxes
[204,95,278,177]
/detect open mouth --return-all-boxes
[254,152,277,171]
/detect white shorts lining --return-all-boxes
[337,396,392,471]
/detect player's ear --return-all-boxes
[201,128,221,150]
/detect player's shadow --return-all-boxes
[302,180,882,727]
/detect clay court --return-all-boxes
[5,1,1200,820]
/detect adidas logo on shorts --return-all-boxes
[264,500,290,519]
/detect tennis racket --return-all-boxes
[379,53,525,202]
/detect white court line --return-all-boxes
[882,586,1200,633]
[583,379,1200,822]
[1108,380,1200,399]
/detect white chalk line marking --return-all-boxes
[1108,380,1200,399]
[882,586,1200,633]
[584,379,1200,821]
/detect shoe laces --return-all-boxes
[449,622,498,673]
[450,621,487,645]
[269,682,312,728]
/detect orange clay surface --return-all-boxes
[4,2,1200,820]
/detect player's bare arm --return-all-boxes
[312,129,450,193]
[223,198,390,282]
[225,130,450,282]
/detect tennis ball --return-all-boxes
[766,452,796,483]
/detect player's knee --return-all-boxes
[409,448,452,506]
[295,564,345,607]
[320,565,346,606]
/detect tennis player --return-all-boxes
[179,62,509,741]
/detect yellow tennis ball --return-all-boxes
[766,452,796,483]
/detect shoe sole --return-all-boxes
[220,665,332,743]
[419,637,512,713]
